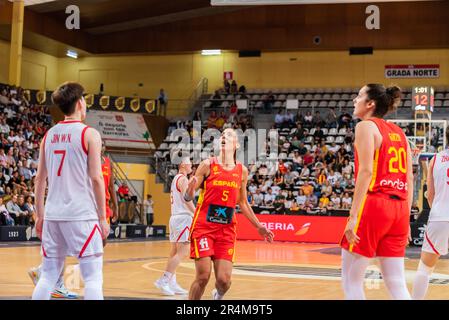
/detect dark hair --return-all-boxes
[51,82,84,116]
[365,84,401,118]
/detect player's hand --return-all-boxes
[344,217,360,246]
[35,217,44,240]
[112,211,118,224]
[258,226,274,243]
[99,218,110,240]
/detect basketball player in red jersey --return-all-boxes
[184,128,274,300]
[340,84,414,300]
[101,141,118,225]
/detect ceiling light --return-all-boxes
[201,49,222,56]
[66,50,78,59]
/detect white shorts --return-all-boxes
[422,221,449,256]
[169,215,192,243]
[41,220,104,258]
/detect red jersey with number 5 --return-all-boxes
[43,120,98,221]
[190,157,242,236]
[354,118,409,200]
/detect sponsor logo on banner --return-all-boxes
[385,65,439,79]
[85,110,154,149]
[236,214,347,243]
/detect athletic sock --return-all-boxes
[412,260,434,300]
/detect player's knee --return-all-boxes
[79,254,103,284]
[196,271,211,287]
[215,274,231,289]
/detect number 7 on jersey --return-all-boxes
[54,150,66,176]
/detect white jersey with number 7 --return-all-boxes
[43,120,98,221]
[429,149,449,222]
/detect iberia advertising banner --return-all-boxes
[236,214,347,243]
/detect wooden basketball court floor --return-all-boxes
[1,239,449,300]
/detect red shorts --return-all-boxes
[340,192,409,258]
[190,226,237,262]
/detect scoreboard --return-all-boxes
[412,86,434,113]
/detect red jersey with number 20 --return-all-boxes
[190,157,242,236]
[354,118,409,200]
[44,121,97,221]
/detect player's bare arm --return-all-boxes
[178,175,196,213]
[239,165,274,243]
[426,156,436,207]
[185,159,210,201]
[34,136,48,240]
[344,121,377,245]
[85,127,109,239]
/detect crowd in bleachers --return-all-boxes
[0,85,51,226]
[244,106,356,215]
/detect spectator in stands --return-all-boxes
[230,80,238,94]
[223,80,231,93]
[263,91,275,113]
[0,119,10,134]
[333,180,344,196]
[118,183,130,202]
[328,142,340,154]
[313,125,325,144]
[330,192,341,209]
[290,200,300,213]
[264,187,275,206]
[304,111,313,128]
[294,123,305,141]
[273,196,286,214]
[283,168,296,189]
[341,192,352,209]
[211,90,222,108]
[285,111,295,128]
[0,89,10,105]
[274,109,284,128]
[6,194,21,225]
[253,189,264,206]
[313,111,325,127]
[300,181,314,197]
[18,195,32,225]
[338,110,352,128]
[193,111,202,122]
[278,159,288,175]
[0,197,14,226]
[294,111,304,124]
[207,111,218,128]
[291,150,303,171]
[238,85,247,94]
[303,151,314,167]
[344,179,355,195]
[157,88,168,117]
[326,107,338,128]
[215,111,227,129]
[24,195,36,222]
[144,194,154,226]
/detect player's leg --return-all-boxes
[412,222,448,299]
[342,251,371,300]
[154,243,177,295]
[189,257,212,300]
[378,257,411,300]
[341,248,356,297]
[31,256,65,300]
[52,264,79,299]
[78,253,104,300]
[212,259,233,300]
[168,242,190,294]
[412,251,439,300]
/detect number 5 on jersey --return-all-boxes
[54,150,67,176]
[222,190,229,202]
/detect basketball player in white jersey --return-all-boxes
[31,82,109,300]
[412,128,449,299]
[154,157,195,295]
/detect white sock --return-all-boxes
[170,273,177,284]
[79,254,104,300]
[161,271,173,283]
[412,260,434,300]
[32,258,64,300]
[378,257,411,300]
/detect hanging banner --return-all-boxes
[85,110,154,149]
[385,65,440,79]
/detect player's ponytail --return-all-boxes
[366,84,402,118]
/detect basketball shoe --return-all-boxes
[154,278,175,296]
